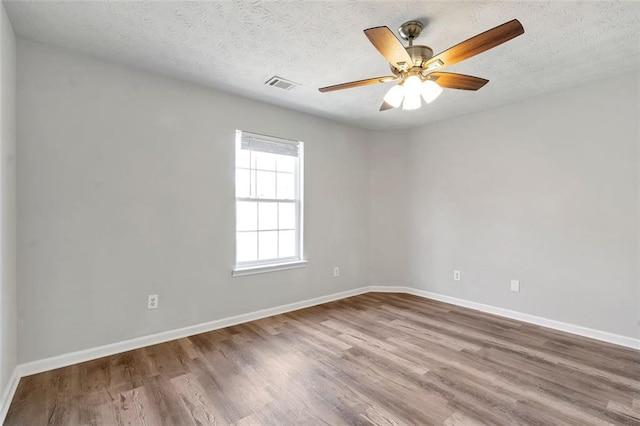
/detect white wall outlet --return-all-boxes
[453,270,461,281]
[333,267,340,277]
[510,280,520,292]
[147,294,159,309]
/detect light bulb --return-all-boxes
[383,84,405,108]
[421,80,443,104]
[404,75,422,93]
[401,75,423,110]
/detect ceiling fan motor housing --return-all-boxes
[407,45,434,67]
[391,45,434,75]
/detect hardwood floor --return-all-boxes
[5,293,640,425]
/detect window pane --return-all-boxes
[255,152,277,171]
[279,202,296,229]
[235,169,251,198]
[277,155,296,173]
[236,149,251,169]
[236,201,257,231]
[237,231,257,262]
[279,230,296,258]
[256,171,276,199]
[258,231,278,260]
[277,172,295,200]
[258,202,277,230]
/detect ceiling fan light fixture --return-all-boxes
[383,84,405,108]
[421,80,443,104]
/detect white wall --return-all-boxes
[371,72,639,339]
[0,1,17,404]
[16,39,371,363]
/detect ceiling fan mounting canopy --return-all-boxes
[398,20,424,41]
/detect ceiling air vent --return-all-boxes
[265,76,299,91]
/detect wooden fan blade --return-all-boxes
[379,101,395,111]
[364,26,414,69]
[425,19,524,70]
[318,76,396,93]
[428,72,489,90]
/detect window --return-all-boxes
[233,130,305,275]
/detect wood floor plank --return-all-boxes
[170,374,219,425]
[5,293,639,425]
[116,388,153,426]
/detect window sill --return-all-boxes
[232,260,308,277]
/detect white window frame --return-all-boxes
[233,130,306,276]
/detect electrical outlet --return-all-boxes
[510,280,520,292]
[453,270,461,281]
[147,294,159,309]
[333,267,340,277]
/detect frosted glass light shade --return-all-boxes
[421,80,443,103]
[383,84,405,108]
[402,75,422,110]
[402,91,421,110]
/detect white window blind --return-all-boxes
[240,134,300,157]
[234,130,304,272]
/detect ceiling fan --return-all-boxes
[318,19,524,111]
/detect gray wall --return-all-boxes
[368,130,410,287]
[371,72,639,338]
[0,2,17,398]
[17,39,371,362]
[14,37,639,364]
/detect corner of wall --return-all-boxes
[367,129,412,288]
[0,1,18,422]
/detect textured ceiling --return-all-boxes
[4,1,640,130]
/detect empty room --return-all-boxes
[0,0,639,425]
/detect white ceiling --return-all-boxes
[4,1,640,130]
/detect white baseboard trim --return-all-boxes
[4,284,638,421]
[368,285,407,293]
[0,367,20,423]
[19,286,370,377]
[403,287,640,350]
